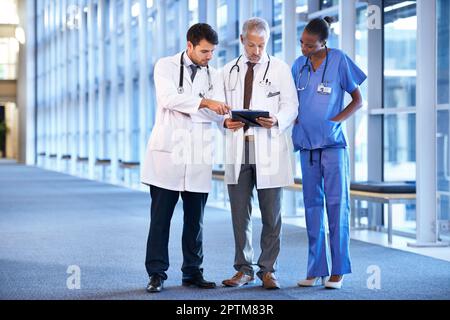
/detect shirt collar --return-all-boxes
[183,51,199,68]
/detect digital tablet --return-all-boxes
[231,110,270,127]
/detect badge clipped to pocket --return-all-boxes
[317,83,332,95]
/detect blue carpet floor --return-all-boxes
[0,164,449,300]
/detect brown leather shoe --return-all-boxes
[262,272,280,290]
[222,272,254,287]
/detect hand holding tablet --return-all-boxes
[231,110,271,127]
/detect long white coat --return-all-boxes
[222,55,299,189]
[141,52,224,193]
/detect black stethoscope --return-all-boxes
[297,46,329,91]
[228,53,271,91]
[177,52,213,97]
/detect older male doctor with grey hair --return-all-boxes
[221,17,298,289]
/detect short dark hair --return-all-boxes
[304,16,334,42]
[186,23,219,47]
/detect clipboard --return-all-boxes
[231,110,270,127]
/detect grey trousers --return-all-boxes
[227,140,282,280]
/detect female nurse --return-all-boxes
[291,17,367,289]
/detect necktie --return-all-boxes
[243,62,255,109]
[243,62,255,132]
[190,64,200,82]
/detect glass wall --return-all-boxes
[381,0,418,235]
[0,0,19,24]
[0,38,18,80]
[437,0,450,239]
[354,2,369,181]
[320,0,339,10]
[0,0,19,80]
[383,0,417,182]
[32,0,450,240]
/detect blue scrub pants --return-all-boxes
[300,148,352,277]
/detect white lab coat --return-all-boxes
[222,55,299,189]
[141,52,224,193]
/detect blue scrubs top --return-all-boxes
[291,49,367,151]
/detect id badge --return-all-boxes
[317,84,332,95]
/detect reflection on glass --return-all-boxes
[166,1,179,54]
[272,0,283,57]
[296,0,308,14]
[0,0,19,24]
[354,4,369,181]
[217,2,228,30]
[253,0,263,17]
[0,38,19,80]
[386,204,416,235]
[320,0,339,10]
[384,1,417,109]
[272,32,282,58]
[437,0,449,105]
[189,0,199,25]
[327,16,339,49]
[384,114,416,181]
[273,0,283,27]
[437,110,450,237]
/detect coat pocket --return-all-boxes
[149,124,174,153]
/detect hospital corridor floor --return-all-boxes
[0,163,449,300]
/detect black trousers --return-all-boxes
[145,185,208,280]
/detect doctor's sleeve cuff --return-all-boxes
[274,111,295,134]
[216,114,230,135]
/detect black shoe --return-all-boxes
[182,275,216,289]
[146,275,164,293]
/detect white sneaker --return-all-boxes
[324,277,344,289]
[297,277,328,287]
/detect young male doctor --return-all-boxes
[221,17,298,290]
[141,23,229,293]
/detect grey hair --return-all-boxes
[242,17,270,39]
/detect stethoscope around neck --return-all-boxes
[227,53,271,91]
[296,46,329,91]
[177,51,213,96]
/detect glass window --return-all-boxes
[437,0,450,239]
[216,0,239,67]
[437,112,450,189]
[0,38,18,80]
[189,0,199,25]
[0,0,19,24]
[383,1,417,182]
[273,0,283,27]
[384,1,417,109]
[384,113,416,181]
[217,1,228,32]
[166,0,179,54]
[354,3,369,181]
[437,0,449,105]
[294,0,308,57]
[320,0,339,10]
[327,15,339,49]
[253,0,264,17]
[296,0,308,14]
[272,32,282,58]
[115,1,124,34]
